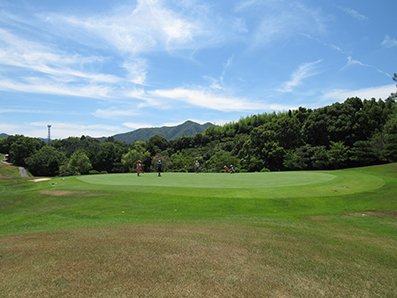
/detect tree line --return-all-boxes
[1,94,396,177]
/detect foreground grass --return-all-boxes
[0,162,396,297]
[1,222,396,297]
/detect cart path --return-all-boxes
[19,167,28,177]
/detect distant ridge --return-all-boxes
[0,133,8,139]
[99,120,215,144]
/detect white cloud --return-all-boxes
[278,59,322,93]
[29,121,122,138]
[123,122,156,130]
[93,107,139,120]
[381,35,397,48]
[148,87,293,111]
[0,29,119,84]
[122,58,147,85]
[47,0,210,55]
[0,77,114,99]
[338,6,368,21]
[0,123,23,134]
[323,84,396,101]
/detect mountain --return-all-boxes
[0,133,8,139]
[99,120,215,144]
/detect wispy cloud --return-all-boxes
[0,29,118,83]
[278,60,322,93]
[323,84,396,101]
[203,56,234,90]
[345,57,391,78]
[338,6,368,21]
[147,87,293,112]
[381,35,397,48]
[0,76,114,99]
[248,2,326,49]
[301,33,344,53]
[44,0,217,55]
[122,58,147,85]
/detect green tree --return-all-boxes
[205,150,240,173]
[311,146,329,170]
[9,136,45,167]
[151,152,171,172]
[25,146,67,176]
[170,150,194,172]
[292,145,312,170]
[121,149,150,173]
[283,150,302,170]
[328,141,349,169]
[261,141,285,170]
[349,140,377,166]
[68,150,92,175]
[90,142,124,173]
[380,115,397,162]
[0,135,24,154]
[149,135,169,152]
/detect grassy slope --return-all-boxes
[0,165,393,235]
[0,161,396,297]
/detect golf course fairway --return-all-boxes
[1,161,396,297]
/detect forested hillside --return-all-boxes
[1,94,396,176]
[97,121,214,144]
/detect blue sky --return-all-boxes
[0,0,396,139]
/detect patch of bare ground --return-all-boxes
[342,211,397,220]
[0,223,396,297]
[28,178,51,182]
[39,190,93,197]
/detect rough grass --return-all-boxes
[0,154,20,178]
[0,161,396,297]
[1,222,396,297]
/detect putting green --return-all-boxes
[76,170,385,198]
[78,172,336,188]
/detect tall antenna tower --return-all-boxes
[47,125,51,143]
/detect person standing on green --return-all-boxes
[136,160,142,176]
[157,160,162,177]
[195,160,200,173]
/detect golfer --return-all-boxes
[157,159,162,176]
[136,160,142,176]
[195,160,200,173]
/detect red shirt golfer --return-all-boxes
[137,161,142,176]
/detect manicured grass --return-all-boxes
[0,162,396,297]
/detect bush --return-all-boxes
[239,169,248,173]
[89,170,100,175]
[100,171,108,174]
[260,168,270,172]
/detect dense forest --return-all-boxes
[1,93,397,177]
